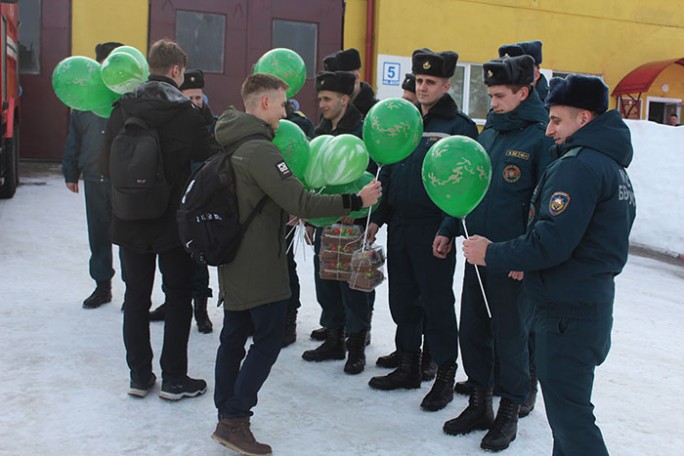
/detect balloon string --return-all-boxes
[285,222,298,255]
[362,165,382,252]
[461,217,492,319]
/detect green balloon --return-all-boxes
[52,56,120,111]
[253,48,306,98]
[324,171,381,219]
[109,46,149,80]
[421,135,492,218]
[321,134,369,186]
[307,215,340,228]
[304,135,333,189]
[363,97,423,165]
[273,119,310,180]
[101,52,146,94]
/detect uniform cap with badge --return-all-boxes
[483,55,535,87]
[401,73,416,93]
[315,71,356,95]
[411,48,459,78]
[498,40,543,65]
[545,74,609,114]
[180,69,205,91]
[323,48,362,72]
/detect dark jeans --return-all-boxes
[536,314,612,456]
[121,245,194,383]
[215,299,288,419]
[83,179,114,283]
[460,264,533,404]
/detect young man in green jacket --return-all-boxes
[211,73,381,456]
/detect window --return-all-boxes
[175,11,225,73]
[449,63,489,123]
[272,20,317,79]
[19,0,41,74]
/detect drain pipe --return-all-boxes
[364,0,375,83]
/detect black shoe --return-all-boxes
[420,362,457,411]
[193,297,213,334]
[443,387,494,436]
[344,330,367,375]
[159,376,207,401]
[302,328,345,362]
[420,342,438,382]
[82,281,112,309]
[518,369,537,418]
[376,350,400,369]
[454,379,474,396]
[149,303,166,322]
[480,397,520,452]
[128,374,156,398]
[369,352,421,391]
[282,307,298,348]
[310,327,326,341]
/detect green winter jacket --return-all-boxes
[214,107,355,310]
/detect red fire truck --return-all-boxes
[0,0,19,198]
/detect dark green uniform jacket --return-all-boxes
[214,107,357,310]
[353,81,378,116]
[485,110,636,318]
[62,110,109,183]
[536,73,549,103]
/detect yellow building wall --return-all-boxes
[345,0,684,113]
[71,0,148,60]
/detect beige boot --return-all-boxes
[211,417,272,456]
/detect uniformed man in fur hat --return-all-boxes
[401,73,417,103]
[499,40,549,102]
[323,48,378,116]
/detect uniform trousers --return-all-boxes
[83,179,114,283]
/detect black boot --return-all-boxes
[420,339,438,382]
[149,303,166,321]
[82,281,112,309]
[480,397,520,452]
[302,327,345,362]
[376,350,400,369]
[368,352,421,391]
[454,379,474,395]
[194,297,213,334]
[420,362,457,411]
[443,387,494,436]
[518,368,537,418]
[282,306,298,348]
[344,330,367,375]
[310,327,326,341]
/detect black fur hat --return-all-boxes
[498,40,543,65]
[95,41,123,63]
[545,74,609,114]
[412,48,458,78]
[180,69,205,91]
[315,71,356,95]
[483,55,535,86]
[323,48,362,72]
[401,73,416,93]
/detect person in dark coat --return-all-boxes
[401,73,417,103]
[301,71,374,375]
[463,74,636,456]
[499,40,549,102]
[101,39,214,400]
[62,41,122,309]
[285,98,314,138]
[441,55,555,452]
[323,48,378,116]
[366,48,478,413]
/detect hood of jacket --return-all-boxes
[560,109,633,168]
[484,88,549,132]
[214,106,275,148]
[116,75,192,129]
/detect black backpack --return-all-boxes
[177,135,267,266]
[109,114,172,220]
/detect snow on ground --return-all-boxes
[1,161,683,456]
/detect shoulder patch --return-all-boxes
[275,160,293,179]
[548,192,570,216]
[505,150,530,160]
[503,164,521,183]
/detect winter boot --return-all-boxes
[149,303,166,321]
[302,327,345,362]
[480,397,520,451]
[420,362,457,411]
[212,417,272,456]
[368,352,421,391]
[194,297,213,334]
[310,327,326,341]
[454,379,474,396]
[443,387,494,436]
[421,339,438,381]
[518,368,537,418]
[282,306,298,348]
[344,330,367,375]
[159,375,207,401]
[82,280,112,309]
[376,350,400,369]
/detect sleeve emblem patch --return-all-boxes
[549,192,570,216]
[503,164,521,183]
[275,160,293,179]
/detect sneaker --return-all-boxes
[159,376,207,401]
[128,374,156,398]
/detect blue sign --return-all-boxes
[382,62,401,86]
